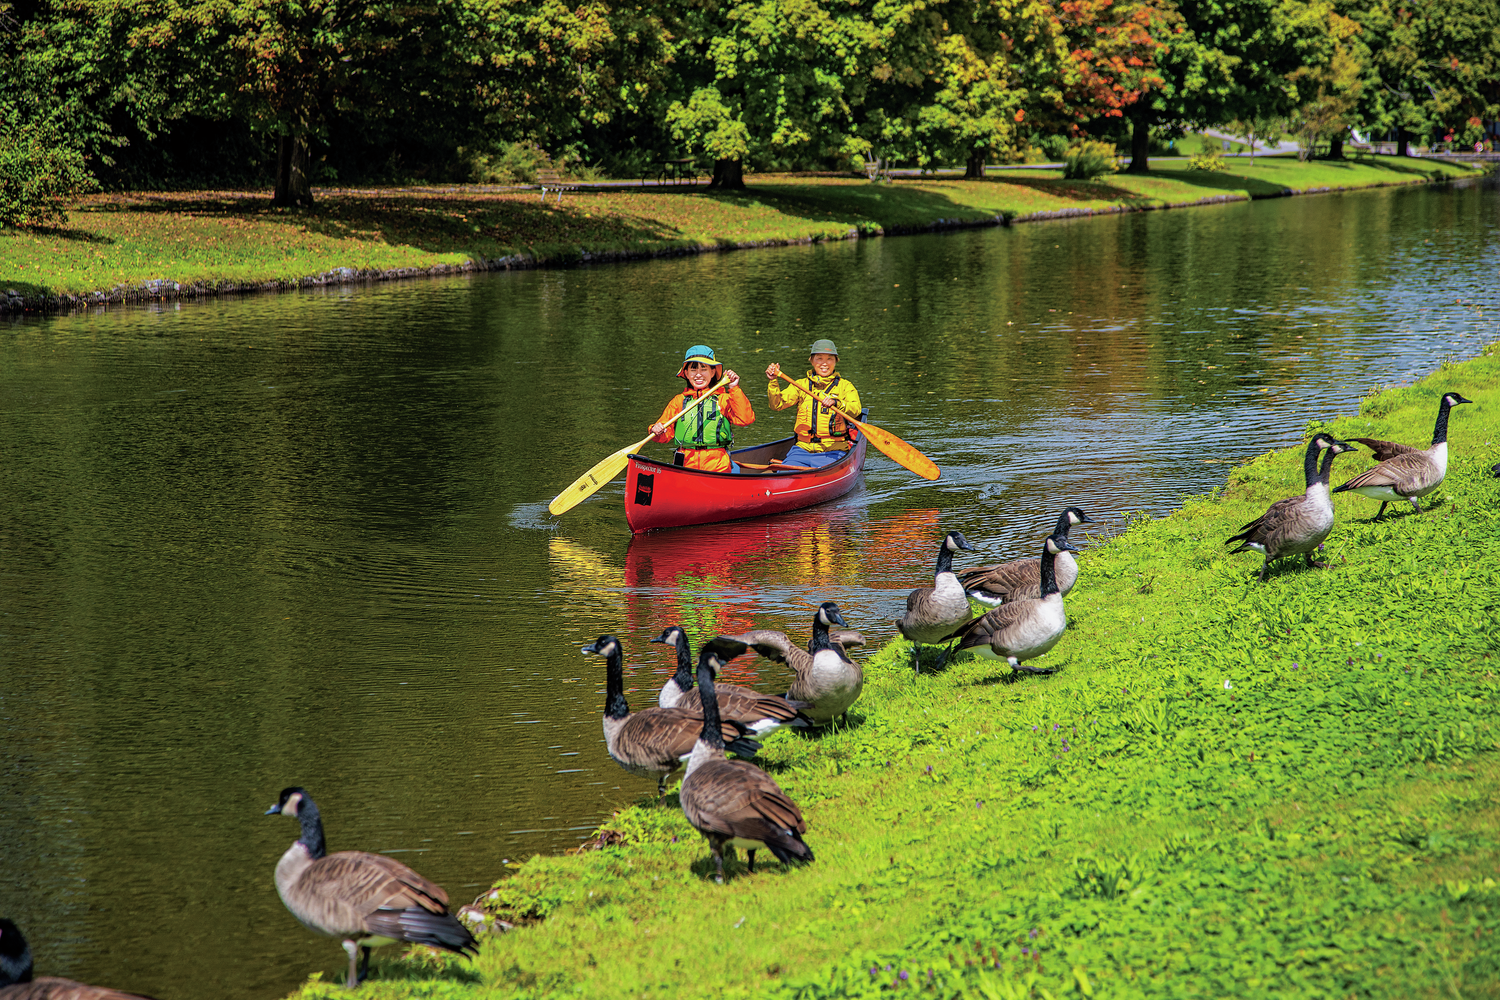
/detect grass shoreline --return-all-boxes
[3,155,1488,316]
[284,347,1500,999]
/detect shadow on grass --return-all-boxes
[687,847,810,884]
[985,177,1162,205]
[10,224,116,245]
[366,950,485,986]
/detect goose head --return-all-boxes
[1062,507,1093,527]
[264,786,310,817]
[1046,535,1080,556]
[814,602,848,630]
[650,626,688,651]
[944,530,976,554]
[1327,438,1356,455]
[582,635,621,660]
[1442,392,1473,408]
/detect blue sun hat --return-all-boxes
[676,344,723,378]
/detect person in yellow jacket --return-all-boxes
[764,338,862,469]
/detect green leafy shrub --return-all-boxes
[459,141,550,185]
[1061,140,1118,179]
[1188,136,1229,172]
[0,110,97,228]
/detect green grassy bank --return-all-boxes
[1,155,1485,312]
[286,348,1500,1000]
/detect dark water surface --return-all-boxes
[3,177,1498,998]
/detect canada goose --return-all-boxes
[943,536,1077,674]
[1226,433,1354,581]
[1332,392,1473,516]
[958,507,1093,605]
[728,602,863,725]
[896,530,977,673]
[651,626,811,736]
[263,788,477,989]
[0,919,158,1000]
[679,637,814,883]
[585,635,761,796]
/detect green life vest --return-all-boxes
[673,391,734,449]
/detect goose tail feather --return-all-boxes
[365,908,479,957]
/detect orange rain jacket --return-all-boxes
[652,384,756,472]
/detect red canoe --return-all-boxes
[622,425,869,533]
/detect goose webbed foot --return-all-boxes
[1306,553,1329,569]
[1008,658,1055,675]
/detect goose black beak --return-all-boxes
[264,803,283,815]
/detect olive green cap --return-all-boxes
[808,338,839,357]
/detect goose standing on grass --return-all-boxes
[263,788,477,990]
[729,602,862,725]
[896,530,977,673]
[679,637,814,883]
[959,507,1093,605]
[651,625,812,737]
[943,536,1077,674]
[0,920,158,1000]
[1226,433,1355,581]
[585,635,762,796]
[1332,391,1473,517]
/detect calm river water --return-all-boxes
[2,176,1498,998]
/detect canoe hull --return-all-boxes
[623,431,868,533]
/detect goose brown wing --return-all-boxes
[675,687,803,724]
[1349,437,1420,461]
[1227,495,1303,545]
[1338,451,1437,494]
[682,759,809,840]
[293,851,451,935]
[617,707,751,767]
[946,601,1031,649]
[826,629,866,652]
[725,629,796,662]
[959,558,1039,602]
[4,979,160,1000]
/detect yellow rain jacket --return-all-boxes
[766,370,862,453]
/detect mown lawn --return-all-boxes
[0,156,1483,303]
[287,346,1500,999]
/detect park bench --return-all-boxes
[537,167,579,204]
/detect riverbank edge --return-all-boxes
[286,346,1500,999]
[4,166,1484,317]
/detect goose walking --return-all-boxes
[263,788,477,989]
[943,536,1077,674]
[896,530,977,673]
[1226,433,1354,581]
[958,507,1093,605]
[679,638,814,883]
[1332,392,1472,517]
[729,602,863,725]
[652,626,811,736]
[585,635,761,796]
[0,920,158,1000]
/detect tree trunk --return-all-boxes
[708,158,745,190]
[1127,113,1151,174]
[1328,131,1345,160]
[963,149,986,179]
[1396,126,1409,157]
[273,134,315,208]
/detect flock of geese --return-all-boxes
[1,396,1473,996]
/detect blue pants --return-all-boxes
[781,446,845,469]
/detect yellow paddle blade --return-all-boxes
[857,421,940,480]
[547,434,651,516]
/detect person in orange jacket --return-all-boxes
[649,345,755,473]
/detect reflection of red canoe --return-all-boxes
[623,426,869,533]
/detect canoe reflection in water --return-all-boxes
[547,507,944,695]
